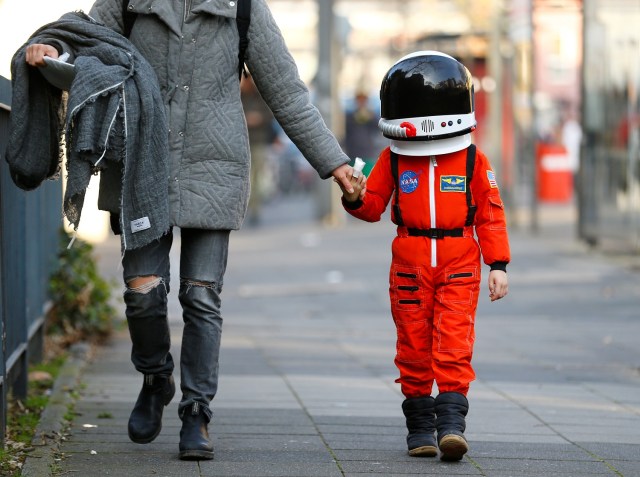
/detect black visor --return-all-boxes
[380,55,474,120]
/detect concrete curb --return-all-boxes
[21,342,92,477]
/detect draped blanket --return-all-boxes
[5,11,169,250]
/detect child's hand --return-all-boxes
[488,270,508,302]
[337,173,365,202]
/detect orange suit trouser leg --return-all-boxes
[389,236,480,398]
[431,255,481,396]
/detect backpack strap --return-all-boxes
[390,150,405,226]
[122,0,137,38]
[236,0,251,80]
[465,144,477,226]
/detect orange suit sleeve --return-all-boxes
[470,148,511,269]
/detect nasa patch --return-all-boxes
[400,171,419,193]
[440,175,466,192]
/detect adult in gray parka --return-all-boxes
[26,0,357,460]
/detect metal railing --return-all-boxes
[0,75,63,444]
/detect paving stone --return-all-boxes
[340,459,482,475]
[472,456,616,475]
[197,461,344,477]
[60,451,199,476]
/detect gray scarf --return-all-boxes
[5,11,169,250]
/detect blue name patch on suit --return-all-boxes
[440,176,466,192]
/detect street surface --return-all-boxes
[40,193,640,476]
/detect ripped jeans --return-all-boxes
[122,228,230,419]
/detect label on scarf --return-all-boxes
[131,217,151,233]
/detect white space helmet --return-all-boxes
[379,51,476,156]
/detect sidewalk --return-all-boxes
[24,195,640,476]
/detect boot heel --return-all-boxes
[438,434,468,461]
[408,444,438,457]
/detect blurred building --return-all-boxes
[580,0,640,251]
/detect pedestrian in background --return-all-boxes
[344,91,381,164]
[241,73,275,226]
[21,0,357,461]
[560,104,582,177]
[337,51,510,461]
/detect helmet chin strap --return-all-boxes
[390,133,472,156]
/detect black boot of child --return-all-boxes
[435,392,469,461]
[401,396,438,457]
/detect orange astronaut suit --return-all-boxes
[343,145,510,398]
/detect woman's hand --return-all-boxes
[25,44,59,67]
[331,163,367,201]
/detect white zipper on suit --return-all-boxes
[429,155,438,268]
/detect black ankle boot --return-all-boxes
[435,392,469,461]
[128,374,175,444]
[401,396,437,457]
[179,402,214,460]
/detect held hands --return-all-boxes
[331,163,366,202]
[341,174,365,202]
[488,270,508,302]
[25,44,58,67]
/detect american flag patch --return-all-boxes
[487,170,498,188]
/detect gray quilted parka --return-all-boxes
[89,0,349,230]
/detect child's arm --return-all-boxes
[470,148,511,301]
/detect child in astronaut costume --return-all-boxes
[339,51,510,461]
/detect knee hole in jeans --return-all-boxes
[126,275,164,295]
[180,278,218,293]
